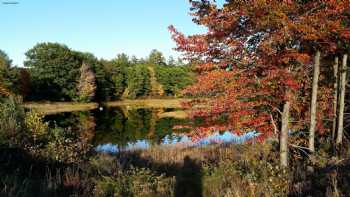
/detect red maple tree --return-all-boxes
[170,0,349,145]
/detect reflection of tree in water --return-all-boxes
[77,112,96,143]
[94,107,192,146]
[94,107,152,147]
[45,111,96,143]
[150,117,190,145]
[93,107,126,145]
[46,108,193,148]
[124,108,151,143]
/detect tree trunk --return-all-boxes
[280,101,290,167]
[336,54,348,146]
[309,51,321,153]
[332,57,339,142]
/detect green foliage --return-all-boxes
[100,56,128,100]
[147,49,166,65]
[16,44,194,101]
[0,50,27,96]
[126,64,151,99]
[202,145,288,196]
[0,97,26,147]
[0,97,90,163]
[155,65,194,96]
[0,49,12,69]
[94,108,152,147]
[24,110,48,143]
[95,168,174,197]
[92,155,175,197]
[25,43,122,102]
[25,43,83,101]
[124,109,151,142]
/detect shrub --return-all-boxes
[0,97,26,147]
[24,110,48,143]
[43,126,91,163]
[94,167,175,197]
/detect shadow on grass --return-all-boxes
[0,148,87,197]
[117,151,203,197]
[289,158,350,196]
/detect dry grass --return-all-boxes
[158,110,189,119]
[120,143,271,166]
[23,102,98,115]
[115,143,288,197]
[106,98,191,109]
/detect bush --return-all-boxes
[0,97,26,147]
[25,110,48,143]
[202,145,288,196]
[94,169,174,197]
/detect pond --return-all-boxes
[45,107,260,153]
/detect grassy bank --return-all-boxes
[97,143,350,196]
[2,140,350,196]
[22,99,191,119]
[106,98,191,109]
[158,110,189,119]
[23,102,99,115]
[22,99,192,115]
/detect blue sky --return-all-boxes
[0,0,224,67]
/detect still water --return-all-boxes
[45,107,259,153]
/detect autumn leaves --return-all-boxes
[170,0,350,167]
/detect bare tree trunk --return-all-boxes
[309,51,321,153]
[336,54,348,146]
[332,57,339,142]
[280,101,290,167]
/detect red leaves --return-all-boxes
[280,51,311,65]
[340,29,350,39]
[168,25,209,56]
[169,0,348,142]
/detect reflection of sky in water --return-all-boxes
[96,131,260,153]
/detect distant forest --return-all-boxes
[0,43,194,102]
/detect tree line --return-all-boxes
[0,43,194,102]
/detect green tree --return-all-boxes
[108,53,131,98]
[126,65,151,99]
[147,49,166,65]
[24,43,81,101]
[114,53,130,67]
[25,43,117,101]
[100,59,126,100]
[0,49,12,69]
[155,65,194,96]
[0,50,22,96]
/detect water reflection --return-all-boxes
[44,107,260,153]
[45,111,96,143]
[96,131,260,153]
